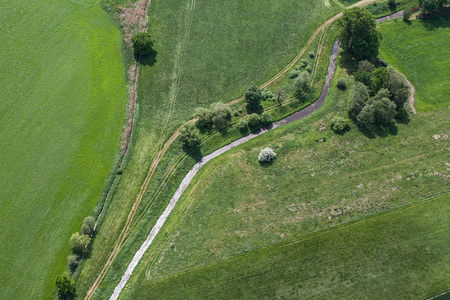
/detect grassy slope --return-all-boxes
[121,20,449,298]
[124,193,450,299]
[77,0,340,297]
[0,0,126,298]
[378,17,450,111]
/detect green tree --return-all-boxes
[348,82,370,117]
[247,113,261,128]
[81,216,95,237]
[245,85,262,110]
[370,67,389,95]
[354,60,374,86]
[329,116,350,133]
[55,273,75,298]
[294,71,310,94]
[179,122,201,147]
[194,107,213,128]
[131,32,155,56]
[69,232,91,256]
[67,255,79,273]
[386,67,410,108]
[371,97,397,125]
[260,111,273,126]
[338,7,382,61]
[420,0,448,12]
[210,102,232,128]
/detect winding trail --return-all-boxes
[109,40,340,300]
[88,6,418,299]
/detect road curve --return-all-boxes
[109,40,340,300]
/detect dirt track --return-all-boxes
[87,6,417,300]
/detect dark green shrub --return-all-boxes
[194,107,213,128]
[309,51,315,58]
[329,116,350,133]
[233,110,239,117]
[288,69,301,79]
[388,0,396,10]
[81,216,96,237]
[70,233,91,256]
[305,65,312,73]
[179,122,201,147]
[336,78,347,90]
[403,8,411,21]
[55,273,75,297]
[210,102,231,128]
[237,119,248,130]
[300,59,308,67]
[247,113,261,128]
[67,255,79,272]
[245,85,262,110]
[260,112,273,126]
[131,32,154,56]
[238,107,244,113]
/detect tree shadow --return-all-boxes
[184,145,203,161]
[419,14,450,31]
[357,122,398,138]
[139,49,158,66]
[339,51,358,75]
[259,159,275,167]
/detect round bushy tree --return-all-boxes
[194,107,213,128]
[247,113,261,128]
[237,119,248,130]
[179,122,201,147]
[81,216,96,237]
[294,71,310,94]
[210,102,231,128]
[336,78,347,90]
[70,233,91,256]
[329,116,350,133]
[338,7,382,61]
[245,85,262,110]
[55,273,75,297]
[131,32,155,56]
[260,111,273,126]
[348,82,370,117]
[258,148,277,162]
[67,255,79,272]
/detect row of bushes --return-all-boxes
[55,216,96,298]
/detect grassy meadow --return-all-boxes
[76,0,342,297]
[119,18,450,298]
[378,17,450,111]
[0,0,126,298]
[124,193,450,299]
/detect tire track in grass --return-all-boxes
[88,3,394,298]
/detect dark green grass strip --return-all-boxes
[124,193,450,300]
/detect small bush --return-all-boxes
[258,147,277,162]
[260,112,273,126]
[403,8,411,21]
[288,69,301,79]
[247,113,261,128]
[336,78,347,90]
[300,59,308,67]
[309,51,315,58]
[388,0,396,9]
[294,71,310,94]
[70,232,91,256]
[67,255,79,272]
[261,89,274,101]
[238,107,244,113]
[329,116,350,133]
[81,216,96,237]
[233,110,239,117]
[305,66,312,73]
[237,119,248,130]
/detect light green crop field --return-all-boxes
[0,0,126,298]
[378,17,450,111]
[76,0,341,297]
[125,193,450,299]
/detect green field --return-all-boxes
[378,17,450,111]
[0,0,126,298]
[118,19,450,298]
[124,193,450,299]
[76,0,341,297]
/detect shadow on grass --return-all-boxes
[357,122,398,138]
[419,14,450,31]
[184,145,203,161]
[139,49,158,66]
[259,159,275,167]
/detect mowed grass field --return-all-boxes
[378,17,450,111]
[124,193,450,299]
[76,0,341,297]
[0,0,126,298]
